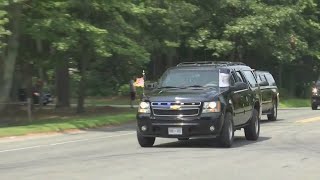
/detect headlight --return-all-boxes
[33,92,40,96]
[312,88,318,94]
[138,102,151,113]
[202,101,221,113]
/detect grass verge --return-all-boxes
[0,112,136,138]
[279,98,309,108]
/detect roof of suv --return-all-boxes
[176,61,252,71]
[255,70,270,74]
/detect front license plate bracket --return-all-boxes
[168,127,182,135]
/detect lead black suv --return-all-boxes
[137,61,262,148]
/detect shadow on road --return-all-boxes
[260,119,285,124]
[154,136,271,149]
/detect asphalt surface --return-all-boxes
[0,108,320,180]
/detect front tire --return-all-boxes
[217,112,234,148]
[244,109,260,141]
[267,102,277,121]
[312,103,317,110]
[137,130,155,147]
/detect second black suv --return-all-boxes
[137,61,263,148]
[255,71,279,121]
[311,80,320,110]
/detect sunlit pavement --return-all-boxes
[0,108,320,180]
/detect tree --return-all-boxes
[0,0,22,111]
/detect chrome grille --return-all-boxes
[151,102,201,117]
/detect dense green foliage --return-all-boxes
[0,0,320,112]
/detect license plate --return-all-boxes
[168,127,182,135]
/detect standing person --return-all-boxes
[129,77,137,108]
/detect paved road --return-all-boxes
[0,109,320,180]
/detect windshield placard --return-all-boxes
[219,70,230,88]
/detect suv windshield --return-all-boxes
[158,68,219,88]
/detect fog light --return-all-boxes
[141,126,147,131]
[210,126,215,132]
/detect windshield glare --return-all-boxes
[159,69,219,88]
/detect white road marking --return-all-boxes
[0,132,135,153]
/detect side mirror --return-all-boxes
[145,82,158,90]
[259,81,269,86]
[230,82,247,91]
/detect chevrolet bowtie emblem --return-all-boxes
[170,105,181,110]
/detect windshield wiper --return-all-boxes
[158,86,180,89]
[159,85,207,89]
[184,85,204,88]
[185,85,217,89]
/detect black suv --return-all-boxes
[311,80,320,110]
[137,61,262,148]
[255,71,279,120]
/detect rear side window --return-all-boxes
[242,71,258,87]
[265,73,276,86]
[255,73,262,83]
[258,74,267,83]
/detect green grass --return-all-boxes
[0,112,136,138]
[279,98,309,108]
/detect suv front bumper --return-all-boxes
[311,96,320,105]
[137,113,223,138]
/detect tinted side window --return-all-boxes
[259,74,267,83]
[229,74,235,86]
[235,72,244,82]
[265,73,276,86]
[256,73,262,83]
[242,71,258,87]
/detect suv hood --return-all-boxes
[145,88,220,102]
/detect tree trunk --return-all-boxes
[10,68,18,101]
[36,39,44,108]
[0,1,21,111]
[38,67,44,108]
[55,60,70,108]
[24,63,33,109]
[77,55,88,113]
